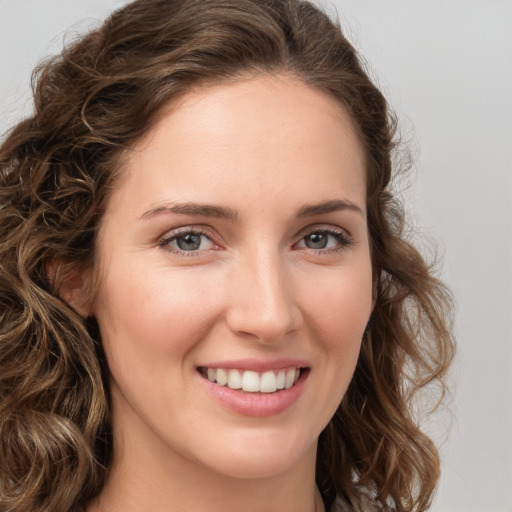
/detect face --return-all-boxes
[88,75,373,480]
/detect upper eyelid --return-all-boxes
[295,223,352,239]
[157,226,219,249]
[159,225,217,241]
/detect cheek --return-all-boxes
[296,262,373,432]
[301,261,373,346]
[93,263,220,375]
[301,260,372,407]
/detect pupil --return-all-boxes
[177,233,201,251]
[306,232,327,249]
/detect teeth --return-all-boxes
[203,366,303,393]
[241,370,260,392]
[260,371,277,393]
[227,369,242,389]
[276,370,286,389]
[216,368,228,386]
[284,368,296,389]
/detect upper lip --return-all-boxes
[197,358,310,373]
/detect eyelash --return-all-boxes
[157,226,353,256]
[157,227,218,257]
[294,227,353,254]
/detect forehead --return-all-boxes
[139,74,363,157]
[110,75,367,218]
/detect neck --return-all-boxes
[88,430,324,512]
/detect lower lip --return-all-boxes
[198,370,308,417]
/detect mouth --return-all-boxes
[197,366,308,394]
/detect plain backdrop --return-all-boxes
[1,1,511,511]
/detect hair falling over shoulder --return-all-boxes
[0,1,454,511]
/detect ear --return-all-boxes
[46,259,93,317]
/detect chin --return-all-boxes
[191,427,318,480]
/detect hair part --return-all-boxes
[0,1,454,511]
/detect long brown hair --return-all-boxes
[0,1,454,511]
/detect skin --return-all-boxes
[80,75,374,512]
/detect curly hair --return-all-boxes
[0,1,454,511]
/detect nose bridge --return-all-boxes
[226,243,301,343]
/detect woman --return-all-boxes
[0,1,454,511]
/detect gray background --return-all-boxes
[1,1,511,511]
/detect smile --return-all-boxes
[198,367,303,394]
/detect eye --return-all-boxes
[295,228,352,252]
[159,229,217,254]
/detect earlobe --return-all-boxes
[45,259,93,317]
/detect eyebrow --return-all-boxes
[139,198,364,221]
[296,199,364,218]
[139,202,238,221]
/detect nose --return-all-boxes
[224,248,303,344]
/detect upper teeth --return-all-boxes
[205,367,300,393]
